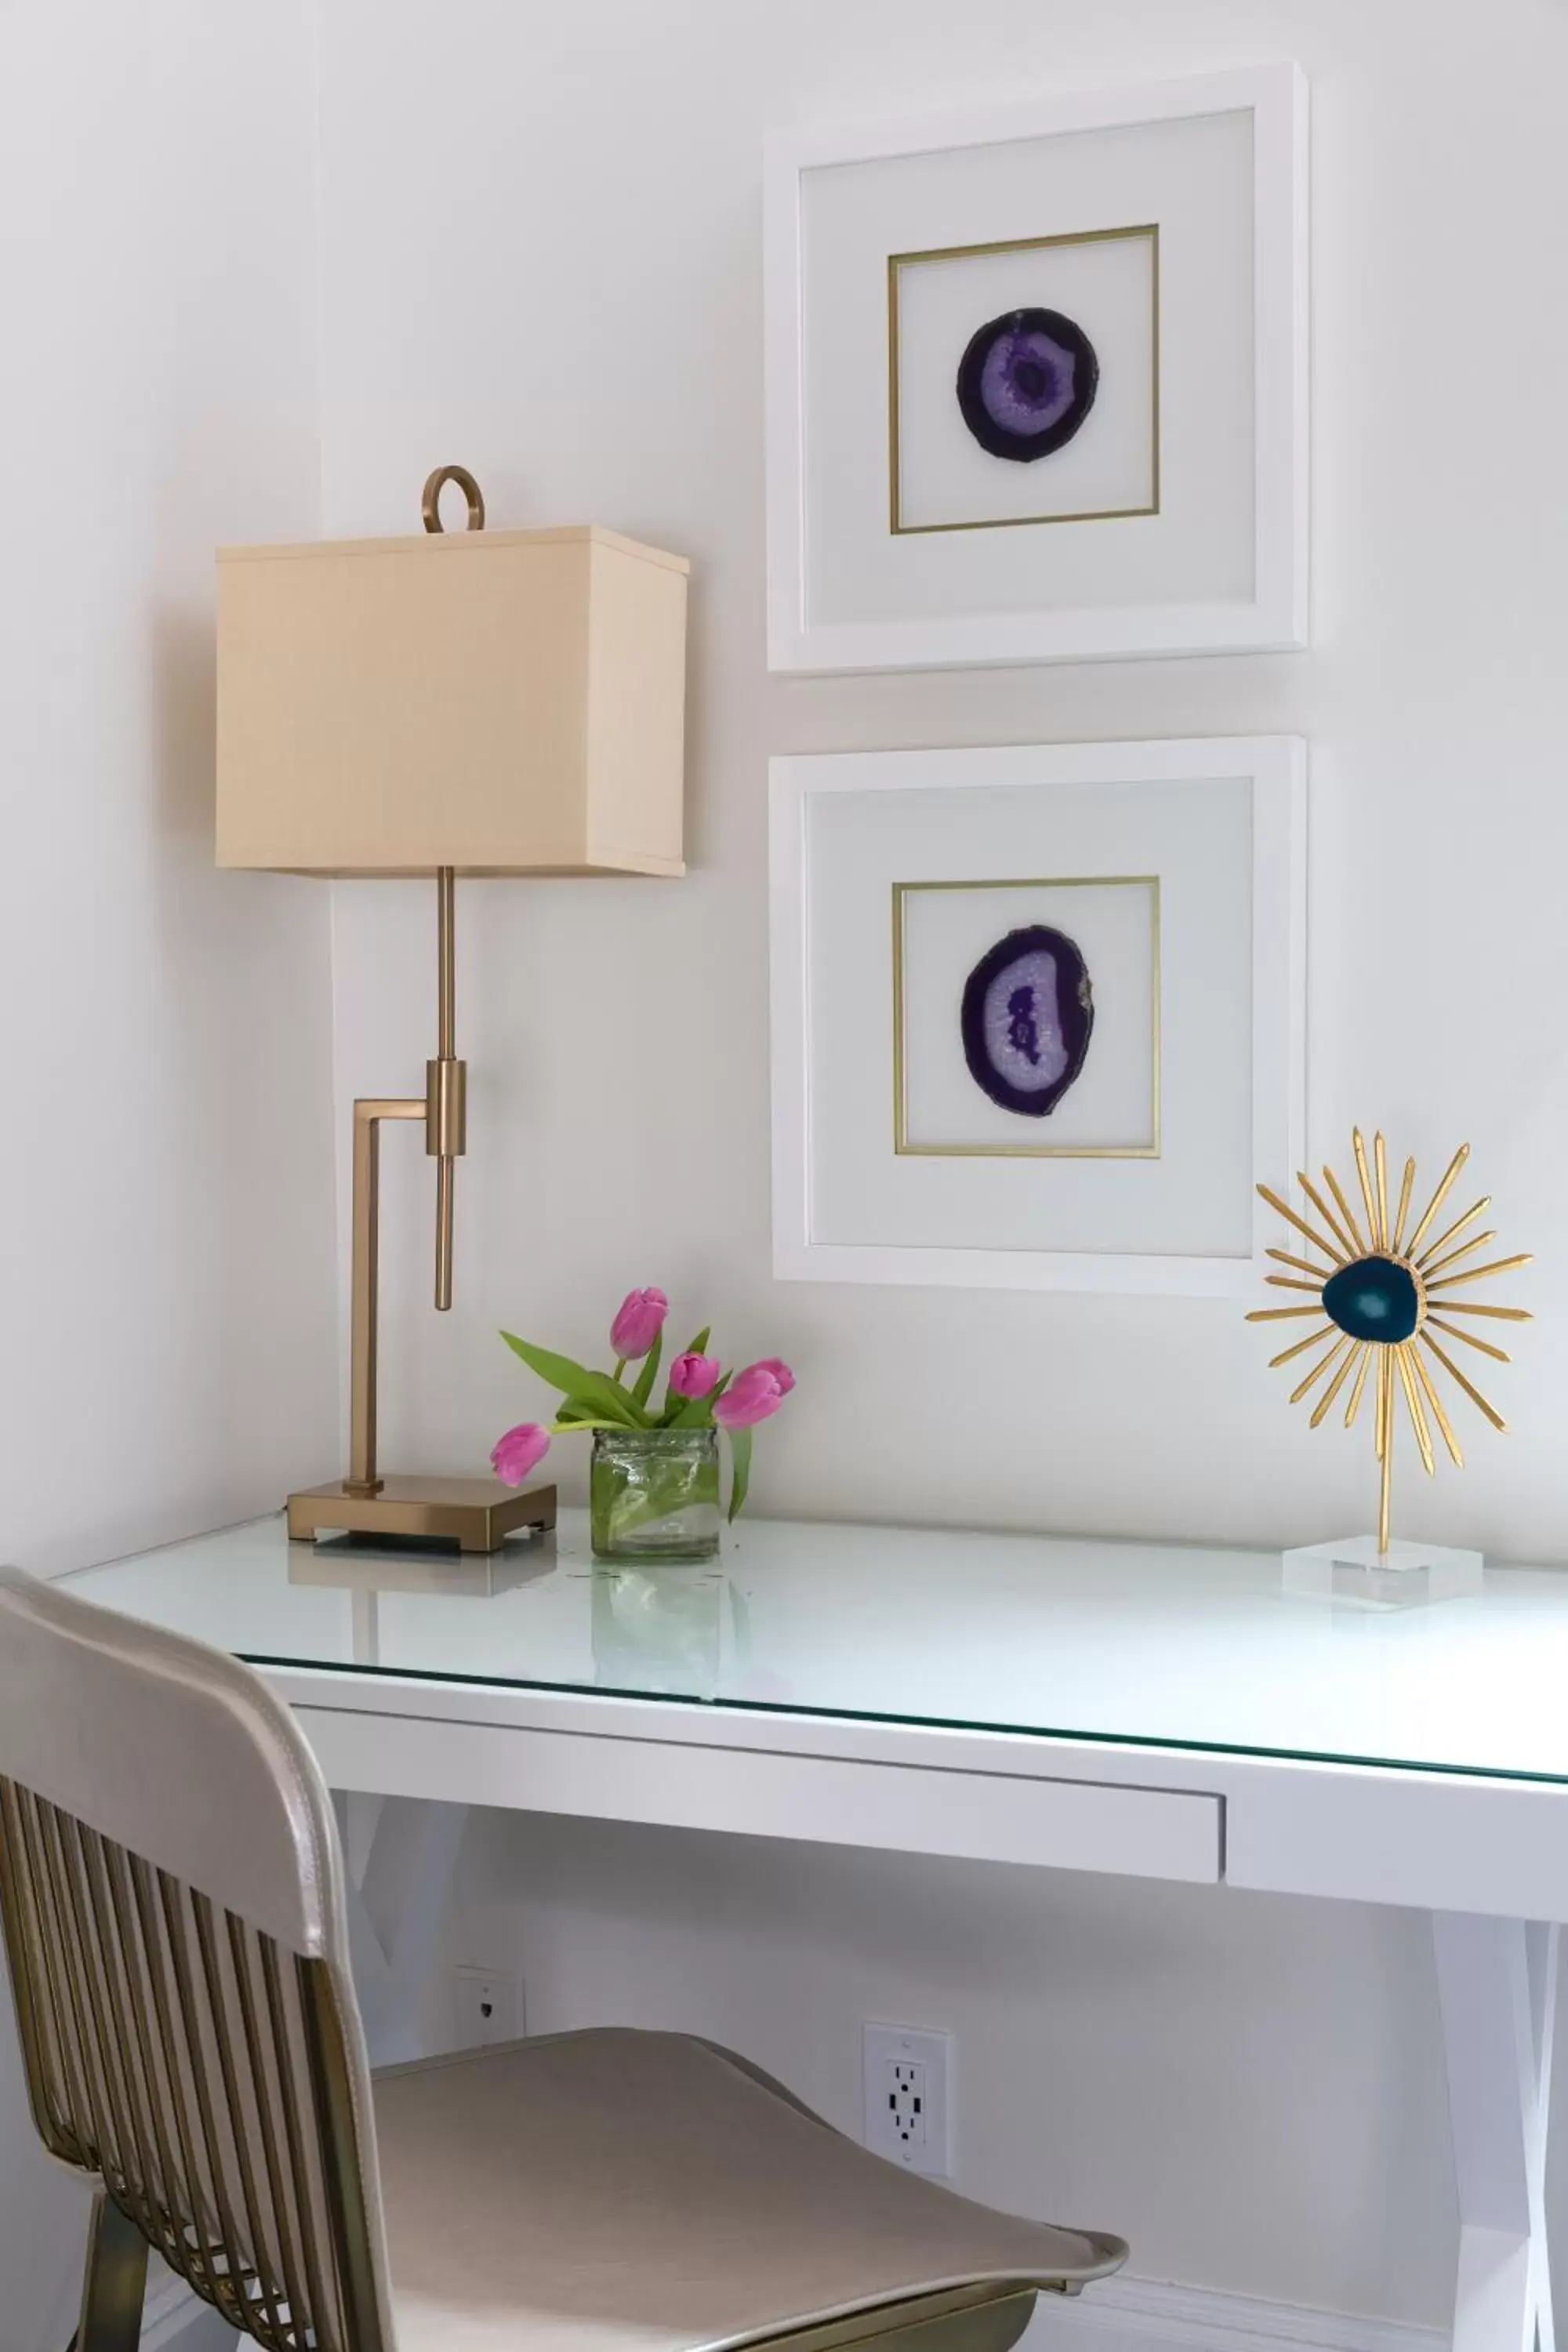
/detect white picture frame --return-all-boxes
[765,64,1308,673]
[769,737,1307,1298]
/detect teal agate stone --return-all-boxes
[1323,1255,1421,1344]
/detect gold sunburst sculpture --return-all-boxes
[1247,1132,1531,1555]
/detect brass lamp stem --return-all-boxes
[437,863,456,1056]
[290,864,552,1550]
[344,1098,424,1497]
[343,869,468,1497]
[427,865,466,1311]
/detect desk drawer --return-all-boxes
[299,1708,1222,1886]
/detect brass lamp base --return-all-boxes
[287,1476,557,1555]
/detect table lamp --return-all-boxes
[216,465,689,1552]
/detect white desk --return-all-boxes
[65,1511,1568,2352]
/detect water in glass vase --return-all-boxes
[590,1428,722,1563]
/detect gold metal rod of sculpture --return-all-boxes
[1377,1353,1393,1555]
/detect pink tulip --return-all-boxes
[749,1356,797,1397]
[610,1287,669,1359]
[490,1422,551,1486]
[669,1351,721,1399]
[713,1361,794,1430]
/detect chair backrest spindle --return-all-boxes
[0,1567,394,2352]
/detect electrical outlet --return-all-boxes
[453,1966,520,2049]
[863,2022,952,2177]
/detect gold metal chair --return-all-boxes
[0,1566,1127,2352]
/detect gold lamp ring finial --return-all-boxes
[421,464,486,534]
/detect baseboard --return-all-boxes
[1036,2277,1447,2352]
[140,2260,1446,2352]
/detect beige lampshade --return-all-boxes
[216,522,688,877]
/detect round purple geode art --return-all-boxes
[960,925,1094,1118]
[955,307,1099,463]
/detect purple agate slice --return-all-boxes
[960,925,1094,1118]
[956,307,1100,463]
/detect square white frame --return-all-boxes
[765,64,1308,673]
[770,736,1306,1297]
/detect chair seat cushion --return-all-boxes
[372,2027,1124,2352]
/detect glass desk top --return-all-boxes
[58,1512,1568,1788]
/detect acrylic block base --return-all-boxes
[1283,1533,1485,1610]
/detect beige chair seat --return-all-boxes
[373,2026,1126,2352]
[1,1567,1128,2352]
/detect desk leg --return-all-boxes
[1434,1912,1558,2352]
[332,1794,470,2067]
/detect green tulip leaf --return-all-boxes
[500,1333,645,1428]
[554,1396,612,1428]
[727,1425,753,1523]
[631,1328,663,1411]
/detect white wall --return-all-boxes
[310,0,1568,2329]
[308,0,1568,2324]
[0,4,336,2339]
[315,0,1568,1564]
[0,0,1552,2337]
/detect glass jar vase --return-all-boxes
[590,1428,721,1563]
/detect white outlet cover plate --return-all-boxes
[454,1967,521,2049]
[863,2021,953,2178]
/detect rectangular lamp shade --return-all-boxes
[216,523,688,877]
